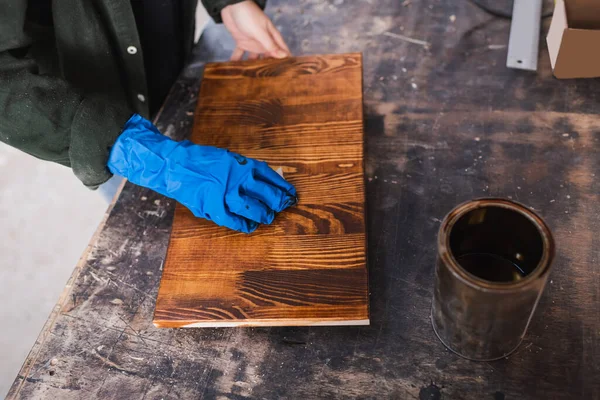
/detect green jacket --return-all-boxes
[0,0,264,188]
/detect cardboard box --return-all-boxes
[547,0,600,78]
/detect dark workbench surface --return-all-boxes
[9,0,599,399]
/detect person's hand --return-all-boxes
[221,0,290,61]
[108,114,297,233]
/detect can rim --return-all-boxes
[438,198,555,292]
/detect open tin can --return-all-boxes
[432,198,555,361]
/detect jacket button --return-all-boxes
[137,94,146,102]
[127,46,138,54]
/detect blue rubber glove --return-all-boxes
[107,114,297,233]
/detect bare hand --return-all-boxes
[221,0,291,61]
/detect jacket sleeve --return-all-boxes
[201,0,267,23]
[0,1,133,189]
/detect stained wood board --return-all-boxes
[153,53,368,328]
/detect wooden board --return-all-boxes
[153,53,368,328]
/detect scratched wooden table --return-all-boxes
[8,1,599,399]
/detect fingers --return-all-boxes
[243,169,297,212]
[226,192,275,225]
[254,23,289,59]
[254,163,297,197]
[188,204,259,233]
[267,23,291,57]
[230,49,266,61]
[230,47,244,61]
[219,211,259,233]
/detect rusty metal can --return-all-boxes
[431,198,555,361]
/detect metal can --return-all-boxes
[431,198,555,361]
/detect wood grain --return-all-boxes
[154,54,368,328]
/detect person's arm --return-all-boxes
[0,1,133,188]
[1,1,296,232]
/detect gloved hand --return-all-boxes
[107,114,297,233]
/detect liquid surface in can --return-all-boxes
[457,252,526,282]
